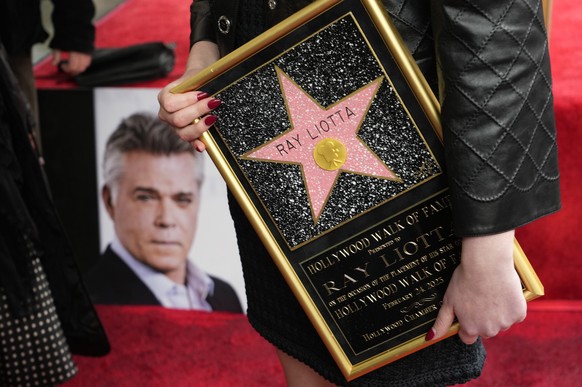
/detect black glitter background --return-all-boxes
[214,15,440,248]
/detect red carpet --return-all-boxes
[64,306,286,387]
[513,0,582,301]
[465,301,582,387]
[64,303,582,387]
[34,0,582,385]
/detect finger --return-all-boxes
[158,91,199,118]
[427,302,455,341]
[158,84,209,113]
[457,322,489,344]
[167,98,222,129]
[174,114,218,142]
[64,57,81,75]
[458,330,479,345]
[67,58,90,75]
[158,101,201,128]
[171,102,213,128]
[60,61,83,76]
[79,56,92,72]
[159,94,213,129]
[191,139,206,152]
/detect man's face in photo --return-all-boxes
[105,151,200,283]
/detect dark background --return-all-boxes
[39,88,100,273]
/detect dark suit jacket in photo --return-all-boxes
[83,246,243,314]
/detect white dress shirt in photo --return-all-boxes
[111,237,214,311]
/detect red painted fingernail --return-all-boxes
[196,92,209,101]
[204,115,218,126]
[425,328,435,341]
[207,99,222,109]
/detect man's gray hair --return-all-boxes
[103,112,203,192]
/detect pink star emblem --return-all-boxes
[243,67,400,222]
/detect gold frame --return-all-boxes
[173,0,544,380]
[543,0,552,31]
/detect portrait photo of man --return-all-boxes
[84,112,242,313]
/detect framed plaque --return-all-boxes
[173,0,544,380]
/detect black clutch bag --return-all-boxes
[72,41,175,87]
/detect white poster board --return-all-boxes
[94,88,246,310]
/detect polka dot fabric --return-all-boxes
[0,258,77,386]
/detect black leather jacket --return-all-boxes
[189,0,560,237]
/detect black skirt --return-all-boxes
[228,192,485,387]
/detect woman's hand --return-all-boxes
[158,82,221,152]
[52,50,92,76]
[427,230,526,344]
[157,41,221,152]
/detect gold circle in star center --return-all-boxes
[314,138,347,171]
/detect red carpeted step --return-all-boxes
[66,306,286,387]
[66,303,582,386]
[465,301,582,386]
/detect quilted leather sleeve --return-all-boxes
[432,0,560,236]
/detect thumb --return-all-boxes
[426,301,455,341]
